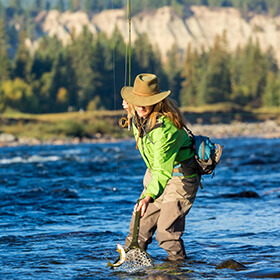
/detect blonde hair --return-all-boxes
[125,98,185,131]
[147,98,185,130]
[127,98,184,149]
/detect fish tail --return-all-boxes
[106,261,114,268]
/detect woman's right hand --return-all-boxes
[134,196,152,217]
[122,100,129,111]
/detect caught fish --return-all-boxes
[106,243,126,268]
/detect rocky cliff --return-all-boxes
[30,6,280,64]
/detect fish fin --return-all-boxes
[106,261,114,268]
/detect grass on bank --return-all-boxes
[1,104,279,141]
[0,110,130,141]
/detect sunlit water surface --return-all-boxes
[0,138,279,279]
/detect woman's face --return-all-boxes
[134,105,154,118]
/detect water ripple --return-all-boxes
[0,139,280,279]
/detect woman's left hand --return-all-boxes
[122,100,129,111]
[134,196,152,217]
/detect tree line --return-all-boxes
[1,0,280,16]
[1,0,280,114]
[1,22,280,114]
[0,21,168,113]
[179,31,280,108]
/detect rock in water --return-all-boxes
[216,259,247,271]
[222,190,260,198]
[144,272,180,280]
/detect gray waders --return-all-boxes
[125,162,200,261]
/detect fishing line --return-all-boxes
[111,0,131,192]
[111,0,132,194]
[110,0,122,200]
[112,0,117,115]
[108,1,154,271]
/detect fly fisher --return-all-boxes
[121,73,201,261]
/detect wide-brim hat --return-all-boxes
[121,73,171,106]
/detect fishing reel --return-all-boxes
[119,117,132,131]
[119,117,128,128]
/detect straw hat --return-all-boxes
[121,73,171,106]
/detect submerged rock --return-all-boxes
[240,159,266,165]
[222,190,260,198]
[144,272,180,280]
[216,259,247,271]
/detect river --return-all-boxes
[0,138,279,279]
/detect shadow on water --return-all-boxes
[0,139,280,279]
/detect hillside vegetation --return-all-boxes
[1,1,280,117]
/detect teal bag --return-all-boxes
[184,127,223,175]
[195,135,213,160]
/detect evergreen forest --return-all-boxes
[0,0,280,114]
[2,0,280,16]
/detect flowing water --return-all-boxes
[0,138,279,279]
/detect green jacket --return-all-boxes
[132,115,195,200]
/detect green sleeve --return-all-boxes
[143,124,179,200]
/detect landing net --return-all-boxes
[122,248,153,273]
[109,247,153,273]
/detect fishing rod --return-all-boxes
[128,0,131,88]
[126,0,132,130]
[119,0,132,131]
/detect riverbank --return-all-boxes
[1,120,279,147]
[188,120,280,139]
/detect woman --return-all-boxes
[121,73,200,261]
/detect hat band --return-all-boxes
[132,89,159,96]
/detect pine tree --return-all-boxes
[49,52,77,112]
[49,52,65,111]
[132,33,166,87]
[8,0,22,14]
[198,31,231,105]
[30,37,63,81]
[32,71,52,113]
[230,44,244,105]
[239,38,267,107]
[34,0,43,11]
[107,27,127,110]
[90,37,112,110]
[263,71,280,107]
[57,0,64,12]
[165,43,183,103]
[180,43,200,106]
[66,26,96,110]
[45,1,51,11]
[13,28,32,83]
[65,54,78,110]
[0,19,11,84]
[133,33,155,74]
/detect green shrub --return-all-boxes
[53,120,86,138]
